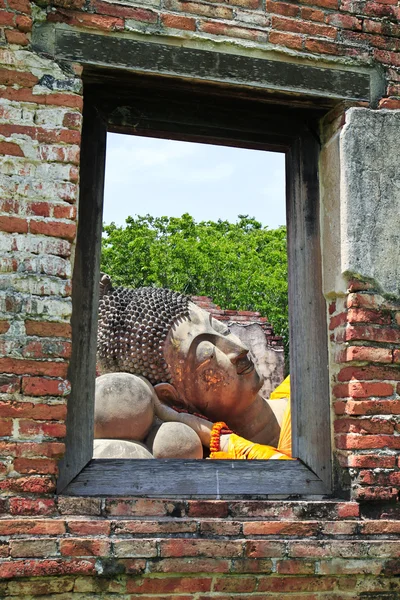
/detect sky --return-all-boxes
[103,133,286,229]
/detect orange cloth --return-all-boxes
[210,376,292,460]
[210,433,291,460]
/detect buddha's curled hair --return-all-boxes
[97,275,190,384]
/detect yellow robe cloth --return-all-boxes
[210,376,292,460]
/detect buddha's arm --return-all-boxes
[153,395,214,447]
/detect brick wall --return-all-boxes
[0,0,400,594]
[192,295,284,347]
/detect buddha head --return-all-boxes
[97,276,263,422]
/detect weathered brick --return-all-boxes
[333,381,394,398]
[161,13,196,30]
[113,539,158,558]
[14,457,58,474]
[0,558,95,579]
[126,577,212,594]
[25,321,71,338]
[0,517,64,534]
[21,376,71,396]
[67,519,111,535]
[243,521,320,536]
[59,538,110,557]
[8,497,57,516]
[29,220,77,242]
[18,419,66,438]
[160,538,243,557]
[10,539,58,558]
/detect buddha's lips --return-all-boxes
[236,357,254,375]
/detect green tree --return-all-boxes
[101,214,288,358]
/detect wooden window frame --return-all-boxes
[37,28,382,497]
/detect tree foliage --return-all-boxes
[101,214,288,355]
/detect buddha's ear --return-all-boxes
[154,383,180,407]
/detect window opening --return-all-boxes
[95,133,290,462]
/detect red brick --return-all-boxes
[149,558,230,573]
[25,321,72,338]
[0,475,55,494]
[199,21,268,42]
[126,577,212,594]
[0,88,83,109]
[354,486,398,502]
[361,521,400,535]
[19,419,66,438]
[5,30,29,46]
[213,576,257,592]
[53,204,77,219]
[305,38,343,55]
[187,500,228,518]
[330,312,347,330]
[161,13,196,30]
[0,140,25,157]
[16,14,32,31]
[243,521,319,536]
[49,9,124,31]
[22,376,71,397]
[337,503,360,518]
[272,15,337,38]
[14,457,58,474]
[321,521,358,535]
[347,308,391,325]
[394,349,400,364]
[60,538,111,557]
[334,417,394,434]
[337,365,400,382]
[345,325,400,344]
[29,220,77,241]
[93,0,158,21]
[160,539,243,557]
[347,454,396,468]
[0,215,28,234]
[335,433,400,450]
[348,400,400,420]
[22,340,72,359]
[14,441,65,457]
[266,0,299,16]
[337,346,393,364]
[0,9,15,25]
[67,519,111,535]
[200,520,242,536]
[333,381,394,398]
[379,97,400,109]
[0,357,68,377]
[257,574,338,592]
[269,30,303,49]
[276,559,315,574]
[8,0,31,10]
[0,321,10,334]
[63,112,82,129]
[115,520,197,535]
[0,124,80,145]
[0,374,20,393]
[9,498,57,515]
[0,518,64,535]
[0,558,95,579]
[245,540,285,558]
[0,418,12,436]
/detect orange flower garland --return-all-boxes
[209,421,232,453]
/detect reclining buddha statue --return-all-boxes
[94,273,291,460]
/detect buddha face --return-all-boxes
[163,302,263,421]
